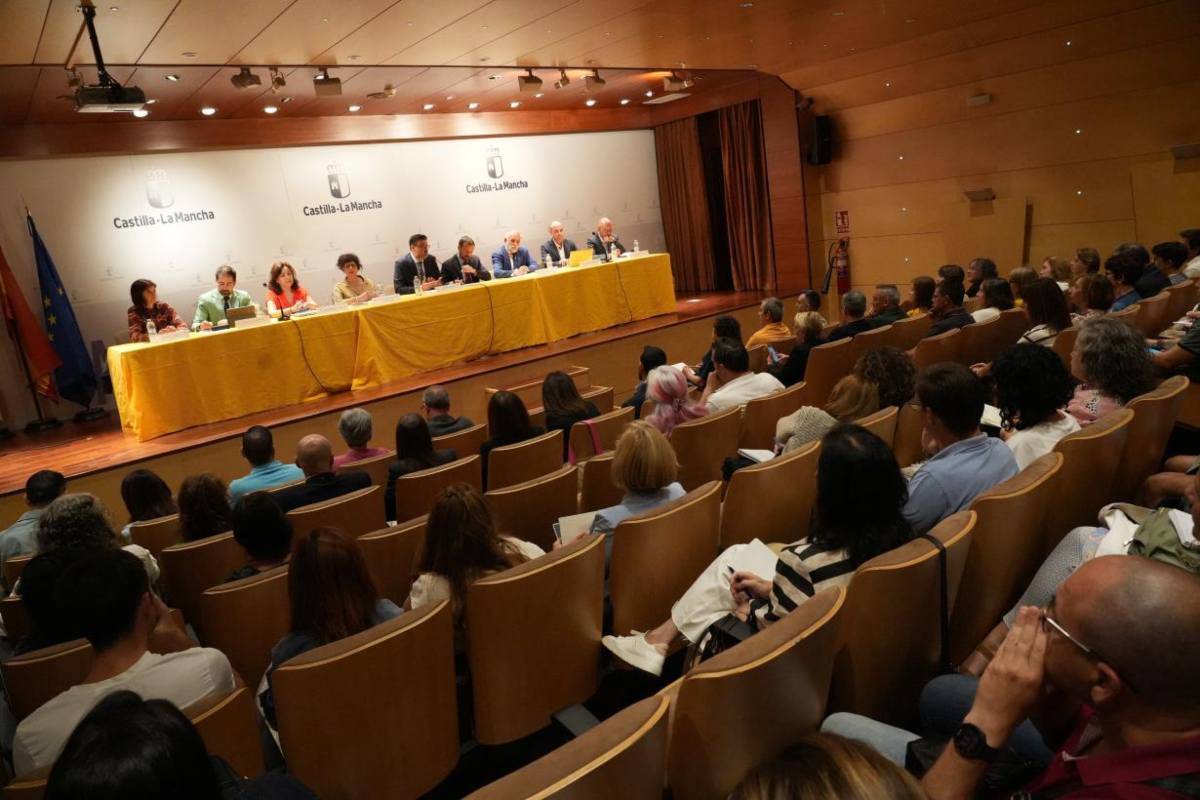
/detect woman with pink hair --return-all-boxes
[644,365,708,435]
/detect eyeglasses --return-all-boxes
[1040,608,1137,693]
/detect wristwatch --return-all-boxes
[952,722,1001,762]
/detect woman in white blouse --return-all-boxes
[970,278,1015,323]
[1018,277,1072,347]
[991,344,1079,469]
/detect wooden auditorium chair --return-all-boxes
[487,430,564,491]
[1163,280,1199,325]
[1113,375,1188,502]
[738,382,806,450]
[888,314,933,351]
[1,638,94,722]
[1045,409,1133,555]
[127,513,181,560]
[579,453,622,513]
[911,328,962,370]
[997,308,1032,350]
[186,686,266,779]
[1050,326,1078,372]
[286,485,385,538]
[2,554,33,592]
[891,402,926,468]
[854,406,899,448]
[487,367,591,410]
[158,532,245,639]
[568,406,634,463]
[847,322,898,364]
[528,387,615,431]
[747,343,768,375]
[198,565,290,688]
[357,517,426,606]
[1108,304,1139,325]
[485,464,578,551]
[957,316,1005,366]
[1,596,31,645]
[1134,291,1171,338]
[432,423,489,461]
[670,405,741,491]
[798,338,854,408]
[393,455,482,522]
[719,441,819,549]
[336,450,395,488]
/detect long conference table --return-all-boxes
[108,253,677,441]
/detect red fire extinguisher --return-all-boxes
[832,238,850,294]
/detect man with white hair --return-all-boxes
[588,217,627,260]
[540,221,579,266]
[490,230,537,278]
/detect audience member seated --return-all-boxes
[1183,228,1200,279]
[701,338,784,413]
[1008,266,1037,308]
[622,345,667,417]
[13,549,235,775]
[178,474,232,543]
[826,291,875,342]
[866,284,906,326]
[924,280,974,337]
[796,289,822,315]
[903,364,1018,534]
[274,435,371,514]
[31,494,160,588]
[478,391,546,488]
[44,690,316,799]
[542,370,601,461]
[937,264,966,285]
[768,311,824,388]
[1138,452,1200,510]
[823,556,1200,799]
[0,470,65,570]
[1151,241,1189,287]
[1018,278,1071,347]
[331,408,390,468]
[1069,246,1101,277]
[385,414,456,522]
[1069,273,1113,322]
[775,374,879,454]
[603,424,911,676]
[14,552,78,655]
[854,346,918,408]
[643,365,708,436]
[991,345,1079,469]
[692,315,742,387]
[117,469,177,545]
[405,484,543,651]
[746,297,791,348]
[421,384,474,437]
[1040,255,1072,292]
[907,276,935,318]
[1068,316,1157,426]
[970,278,1014,323]
[1119,241,1166,299]
[964,257,998,300]
[228,426,304,503]
[259,526,401,730]
[226,492,293,582]
[1105,253,1144,312]
[731,733,924,800]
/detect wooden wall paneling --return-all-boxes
[312,0,495,65]
[232,0,400,65]
[33,0,178,65]
[814,232,948,290]
[137,0,296,65]
[0,0,50,64]
[385,0,579,65]
[1131,159,1200,247]
[937,198,1026,271]
[757,76,809,291]
[0,67,39,124]
[1028,220,1137,263]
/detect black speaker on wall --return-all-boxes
[807,114,834,165]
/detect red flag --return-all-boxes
[0,242,60,400]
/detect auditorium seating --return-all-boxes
[1,638,93,721]
[911,328,962,370]
[465,695,670,800]
[286,485,386,538]
[1113,376,1188,502]
[579,453,622,512]
[199,565,290,687]
[357,517,426,606]
[272,601,459,800]
[997,308,1032,347]
[432,423,489,461]
[158,532,245,638]
[609,481,721,636]
[747,343,768,374]
[1109,304,1139,325]
[846,323,896,364]
[855,406,898,448]
[337,450,395,487]
[568,406,634,463]
[466,535,604,745]
[394,455,483,522]
[891,402,926,468]
[720,441,819,549]
[1134,291,1171,337]
[1,770,44,798]
[1050,326,1078,372]
[186,686,265,778]
[127,513,181,560]
[798,338,853,408]
[665,586,846,800]
[670,405,741,490]
[1,596,30,645]
[528,387,615,432]
[487,430,564,491]
[888,314,933,351]
[2,554,32,591]
[1164,280,1199,325]
[485,464,577,551]
[1046,409,1133,554]
[486,367,590,410]
[738,382,806,449]
[957,316,1006,366]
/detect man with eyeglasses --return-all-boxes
[823,555,1200,798]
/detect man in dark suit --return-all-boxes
[825,291,875,342]
[924,279,975,337]
[274,434,371,513]
[540,220,578,266]
[587,216,627,260]
[393,233,441,294]
[440,235,491,284]
[622,345,667,418]
[421,385,474,436]
[491,230,537,278]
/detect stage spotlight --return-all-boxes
[664,70,694,91]
[313,68,342,96]
[269,67,286,93]
[517,68,543,93]
[584,69,605,92]
[553,69,570,89]
[230,67,262,90]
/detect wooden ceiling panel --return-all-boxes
[123,64,221,119]
[33,0,178,65]
[0,66,40,123]
[136,0,294,64]
[384,0,579,65]
[233,0,398,65]
[312,0,493,66]
[0,0,49,64]
[262,64,426,116]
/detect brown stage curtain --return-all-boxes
[718,101,776,292]
[654,117,717,294]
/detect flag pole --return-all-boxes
[8,302,62,434]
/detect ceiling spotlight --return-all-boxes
[509,100,520,109]
[269,67,286,93]
[664,70,694,91]
[230,66,262,90]
[144,98,157,104]
[517,68,543,93]
[585,98,596,107]
[366,83,396,100]
[423,103,435,110]
[534,92,544,98]
[468,102,480,110]
[263,105,278,114]
[348,104,361,112]
[445,95,455,100]
[280,96,293,104]
[200,106,216,116]
[554,69,570,90]
[164,73,180,82]
[584,69,606,92]
[312,68,342,96]
[131,108,148,117]
[620,98,630,105]
[645,90,654,97]
[739,1,753,6]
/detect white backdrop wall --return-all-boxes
[0,129,664,424]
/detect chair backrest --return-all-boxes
[3,554,33,591]
[487,367,590,409]
[286,485,385,538]
[888,314,933,351]
[1113,376,1189,502]
[847,323,897,364]
[272,602,459,800]
[529,387,614,429]
[1164,280,1199,324]
[720,442,819,549]
[747,343,768,375]
[798,338,854,408]
[891,402,926,468]
[830,511,976,725]
[358,517,426,605]
[854,406,899,448]
[394,455,482,523]
[1045,408,1134,555]
[670,405,742,491]
[1134,290,1171,337]
[610,482,721,635]
[738,382,806,449]
[958,316,1005,365]
[1,638,94,721]
[486,465,577,552]
[159,532,245,639]
[579,453,622,512]
[1109,304,1139,324]
[185,686,265,778]
[950,453,1063,665]
[1050,326,1079,372]
[464,695,670,800]
[765,336,795,355]
[911,327,962,370]
[337,451,396,488]
[997,307,1031,350]
[432,423,488,460]
[963,295,983,313]
[568,406,634,463]
[198,565,290,687]
[467,535,605,745]
[127,513,181,560]
[488,430,564,491]
[666,587,846,800]
[1,596,31,645]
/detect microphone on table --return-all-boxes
[263,282,289,320]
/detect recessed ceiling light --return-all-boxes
[885,81,891,87]
[131,108,148,117]
[831,10,844,15]
[406,21,413,26]
[181,51,196,58]
[347,104,361,112]
[1065,40,1072,46]
[489,74,502,81]
[585,98,596,106]
[321,16,328,22]
[739,1,753,6]
[509,101,520,108]
[904,17,916,23]
[1075,128,1082,135]
[481,24,488,30]
[900,206,908,212]
[897,154,905,160]
[423,103,435,110]
[200,106,216,116]
[534,92,544,98]
[645,90,654,97]
[1076,189,1084,196]
[144,98,158,104]
[164,73,180,82]
[445,95,455,100]
[468,102,480,110]
[620,98,630,105]
[109,5,119,11]
[263,105,278,114]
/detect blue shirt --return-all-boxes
[590,482,687,564]
[1110,290,1141,312]
[902,434,1018,534]
[0,509,43,571]
[490,245,538,278]
[229,460,305,502]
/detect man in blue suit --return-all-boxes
[393,233,441,294]
[491,230,537,278]
[539,220,578,266]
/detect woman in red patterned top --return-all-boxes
[264,261,318,318]
[126,279,185,342]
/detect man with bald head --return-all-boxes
[273,434,371,513]
[490,230,536,278]
[539,221,578,267]
[588,217,626,261]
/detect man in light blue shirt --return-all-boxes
[903,363,1019,534]
[229,426,304,503]
[0,470,66,587]
[192,264,253,330]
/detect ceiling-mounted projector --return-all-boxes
[75,83,147,112]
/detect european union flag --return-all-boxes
[28,214,97,408]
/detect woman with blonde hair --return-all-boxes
[1040,255,1072,292]
[1008,266,1037,308]
[731,732,924,800]
[644,365,708,435]
[775,373,880,453]
[768,311,825,388]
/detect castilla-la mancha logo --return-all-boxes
[486,146,503,179]
[145,169,174,209]
[327,163,350,198]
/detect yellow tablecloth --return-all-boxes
[108,253,677,440]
